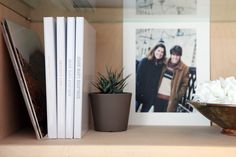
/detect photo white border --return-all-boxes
[123,22,210,126]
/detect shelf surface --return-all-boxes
[0,125,236,146]
[0,126,236,157]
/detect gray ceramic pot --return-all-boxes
[89,93,132,132]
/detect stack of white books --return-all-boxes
[43,17,96,139]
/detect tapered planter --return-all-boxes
[89,93,132,132]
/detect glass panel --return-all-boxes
[1,0,236,22]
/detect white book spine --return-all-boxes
[74,17,84,138]
[56,17,66,138]
[81,19,96,137]
[65,17,75,138]
[43,17,57,138]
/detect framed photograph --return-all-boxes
[123,22,210,125]
[124,0,210,21]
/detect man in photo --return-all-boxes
[155,45,189,112]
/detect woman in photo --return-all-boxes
[136,43,166,112]
[156,45,189,112]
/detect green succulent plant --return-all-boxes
[92,66,131,94]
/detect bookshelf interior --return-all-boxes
[1,0,236,156]
[1,126,236,156]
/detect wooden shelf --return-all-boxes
[1,1,236,157]
[0,126,236,157]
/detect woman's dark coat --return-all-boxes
[136,57,164,111]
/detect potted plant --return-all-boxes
[89,67,132,132]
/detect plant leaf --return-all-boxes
[91,66,131,94]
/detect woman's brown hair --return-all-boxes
[147,43,166,62]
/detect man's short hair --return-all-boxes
[170,45,182,56]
